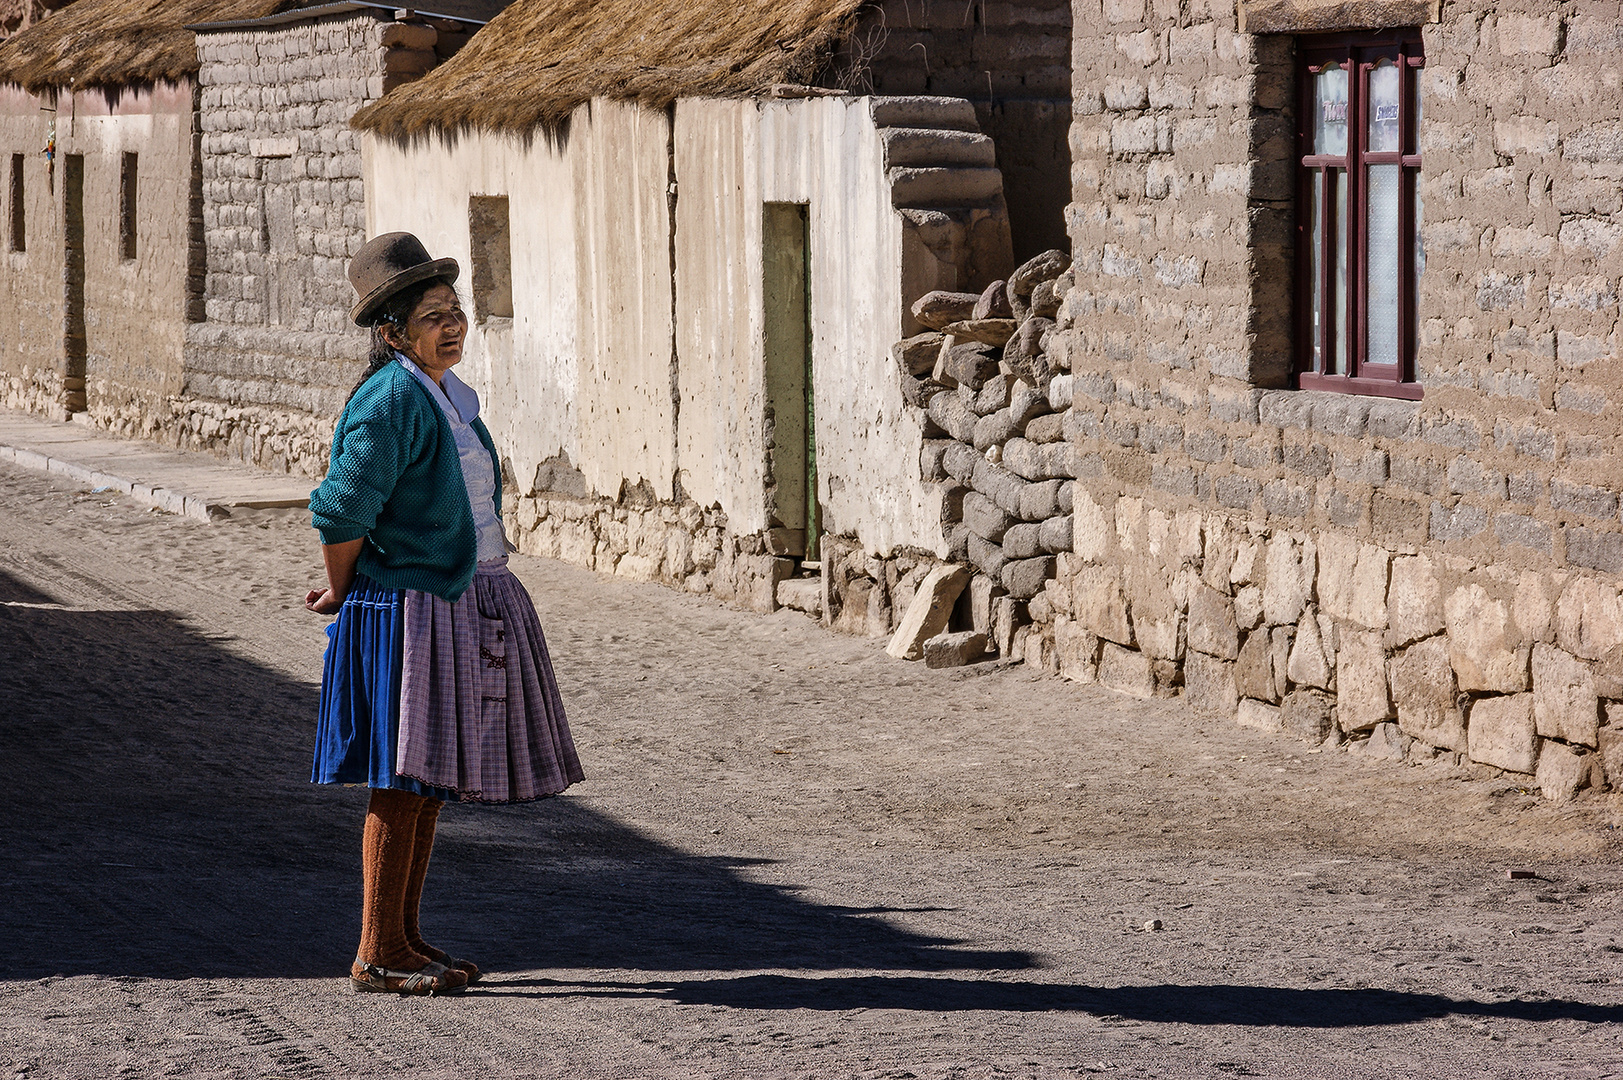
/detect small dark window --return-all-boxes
[468,195,513,321]
[1297,32,1423,399]
[119,152,137,261]
[8,153,23,253]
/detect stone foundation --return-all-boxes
[1011,498,1618,801]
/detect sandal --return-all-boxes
[350,957,468,996]
[418,944,482,984]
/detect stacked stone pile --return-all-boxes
[892,247,1077,662]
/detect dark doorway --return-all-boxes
[762,202,818,561]
[61,152,85,413]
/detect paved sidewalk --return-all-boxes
[0,408,311,521]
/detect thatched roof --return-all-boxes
[0,0,285,93]
[354,0,871,141]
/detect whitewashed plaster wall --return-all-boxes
[365,94,945,556]
[364,102,676,501]
[673,96,945,553]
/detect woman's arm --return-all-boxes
[304,538,365,614]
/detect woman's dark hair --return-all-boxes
[346,275,457,403]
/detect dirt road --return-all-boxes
[2,458,1622,1079]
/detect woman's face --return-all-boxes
[387,283,467,380]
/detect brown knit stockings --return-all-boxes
[357,788,441,971]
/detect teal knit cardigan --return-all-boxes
[310,362,501,602]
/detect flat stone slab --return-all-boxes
[0,410,312,523]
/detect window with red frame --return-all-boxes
[1297,33,1424,399]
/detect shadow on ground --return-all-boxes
[492,974,1623,1026]
[0,570,1026,981]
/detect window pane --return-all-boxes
[1333,169,1348,374]
[1314,64,1349,156]
[1369,59,1401,153]
[1366,163,1401,368]
[1310,171,1324,373]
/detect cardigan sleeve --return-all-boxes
[309,389,414,546]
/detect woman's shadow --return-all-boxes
[0,573,1025,982]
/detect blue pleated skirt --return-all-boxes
[312,575,458,801]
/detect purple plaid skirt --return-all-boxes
[395,558,584,803]
[312,560,582,804]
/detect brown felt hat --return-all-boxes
[348,232,460,326]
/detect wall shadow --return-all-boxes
[0,573,1029,981]
[494,974,1623,1028]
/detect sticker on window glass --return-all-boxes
[1314,65,1349,156]
[1368,60,1401,153]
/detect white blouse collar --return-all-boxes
[395,352,481,424]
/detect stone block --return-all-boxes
[1445,585,1530,693]
[1038,514,1072,554]
[963,491,1016,543]
[1282,690,1335,743]
[1071,564,1133,645]
[1054,615,1100,683]
[927,391,977,442]
[1391,636,1466,752]
[1337,629,1393,732]
[942,441,981,484]
[1235,629,1279,702]
[912,290,980,330]
[776,577,822,618]
[1353,721,1410,762]
[1262,534,1315,627]
[894,332,947,376]
[1555,577,1623,661]
[1072,489,1112,562]
[1387,553,1443,645]
[1318,535,1391,630]
[1598,726,1623,790]
[968,573,1005,638]
[943,342,1001,390]
[1286,609,1333,691]
[1185,651,1238,717]
[1467,694,1539,774]
[1187,584,1240,660]
[886,564,972,660]
[1237,698,1283,733]
[971,458,1028,515]
[924,630,989,668]
[1235,585,1264,629]
[1098,642,1154,699]
[968,533,1008,579]
[973,373,1012,415]
[1003,522,1043,559]
[1535,741,1601,802]
[1019,478,1066,521]
[1002,556,1056,600]
[1532,643,1599,748]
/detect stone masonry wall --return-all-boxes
[833,0,1073,259]
[1027,0,1623,799]
[178,11,452,477]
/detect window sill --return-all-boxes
[1298,372,1423,400]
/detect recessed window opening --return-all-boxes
[468,195,513,321]
[1297,32,1423,399]
[8,153,23,253]
[119,151,138,262]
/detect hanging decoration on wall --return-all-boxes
[41,120,54,163]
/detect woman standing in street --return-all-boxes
[305,232,583,996]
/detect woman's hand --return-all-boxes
[305,587,345,615]
[306,538,365,616]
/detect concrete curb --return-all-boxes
[0,438,309,523]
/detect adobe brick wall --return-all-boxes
[832,0,1073,260]
[1023,0,1623,796]
[179,11,402,477]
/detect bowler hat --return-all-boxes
[348,232,460,326]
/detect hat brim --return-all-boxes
[350,257,461,326]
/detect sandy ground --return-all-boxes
[3,457,1623,1080]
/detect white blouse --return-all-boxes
[396,355,508,564]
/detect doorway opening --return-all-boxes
[763,201,818,561]
[62,153,85,414]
